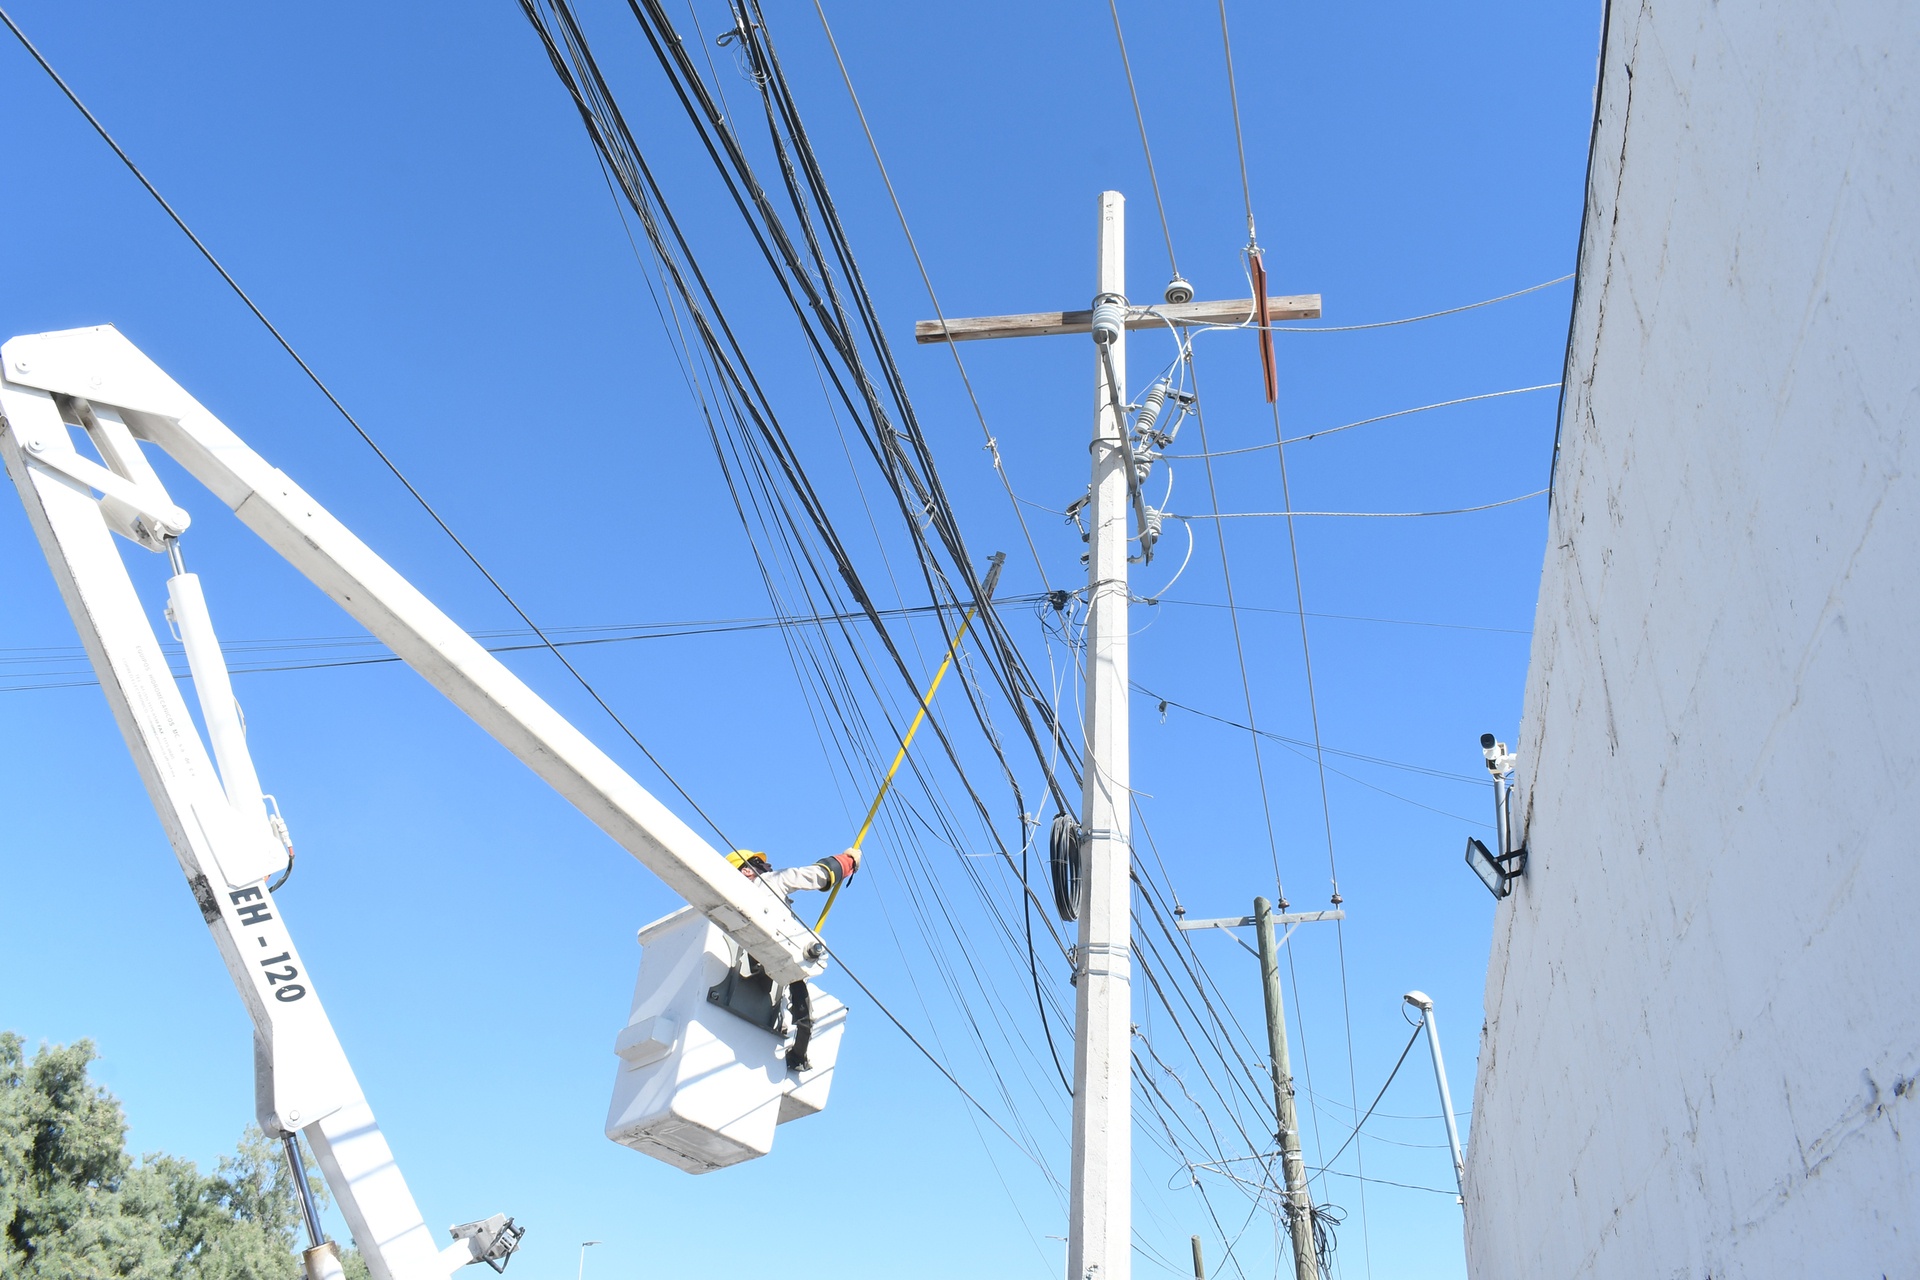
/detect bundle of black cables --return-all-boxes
[1049,814,1082,921]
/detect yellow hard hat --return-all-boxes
[727,850,771,872]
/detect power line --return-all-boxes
[1315,1024,1425,1173]
[0,599,1057,693]
[1163,382,1564,457]
[1184,346,1287,898]
[1171,489,1548,520]
[525,6,1114,1221]
[808,0,1054,598]
[1277,274,1575,332]
[1259,315,1371,1277]
[1215,0,1255,244]
[1106,0,1180,283]
[1152,599,1531,636]
[1134,684,1489,786]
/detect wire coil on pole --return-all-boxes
[1049,814,1083,921]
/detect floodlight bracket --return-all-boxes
[1465,836,1528,899]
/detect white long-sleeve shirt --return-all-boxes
[761,862,832,904]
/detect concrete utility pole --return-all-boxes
[1070,189,1134,1280]
[914,192,1322,1280]
[1256,898,1318,1280]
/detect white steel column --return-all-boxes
[0,386,445,1280]
[1070,189,1132,1280]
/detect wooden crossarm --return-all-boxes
[914,294,1322,344]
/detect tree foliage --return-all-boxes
[0,1033,365,1280]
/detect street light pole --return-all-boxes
[578,1240,601,1280]
[1404,992,1467,1217]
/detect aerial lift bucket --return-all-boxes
[606,907,845,1172]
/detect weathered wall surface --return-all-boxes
[1466,3,1920,1276]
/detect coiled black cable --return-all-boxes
[1049,813,1082,921]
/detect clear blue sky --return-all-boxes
[0,3,1595,1278]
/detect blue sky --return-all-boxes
[0,3,1595,1278]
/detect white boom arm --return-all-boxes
[2,326,823,973]
[0,326,824,1276]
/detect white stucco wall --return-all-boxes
[1465,3,1920,1276]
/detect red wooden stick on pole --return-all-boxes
[1249,248,1278,403]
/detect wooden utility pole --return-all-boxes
[1256,897,1318,1280]
[1178,904,1343,1279]
[917,192,1321,1280]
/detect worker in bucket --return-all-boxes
[725,847,861,904]
[724,848,859,1072]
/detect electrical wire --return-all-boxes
[1136,685,1488,786]
[1215,0,1255,244]
[1278,274,1575,332]
[1152,598,1531,636]
[1172,489,1549,520]
[1256,325,1372,1277]
[808,0,1054,598]
[1163,382,1564,457]
[523,9,1115,1229]
[1314,1023,1424,1174]
[1106,0,1179,283]
[1184,343,1288,899]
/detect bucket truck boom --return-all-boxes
[0,326,838,1268]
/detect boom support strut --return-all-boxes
[0,324,825,1277]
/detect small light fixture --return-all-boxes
[1464,836,1525,899]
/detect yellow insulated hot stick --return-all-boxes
[814,553,1005,933]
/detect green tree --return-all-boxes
[0,1033,363,1280]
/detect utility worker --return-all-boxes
[725,847,861,906]
[722,847,860,1073]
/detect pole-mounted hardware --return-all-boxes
[912,193,1323,1280]
[1464,732,1528,898]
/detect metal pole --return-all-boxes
[1189,1235,1205,1280]
[283,1133,325,1250]
[1492,771,1508,856]
[1255,898,1318,1280]
[283,1133,345,1280]
[1069,189,1133,1280]
[578,1240,601,1280]
[1405,993,1467,1217]
[1483,733,1510,856]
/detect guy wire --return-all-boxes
[1216,0,1255,243]
[1107,0,1180,281]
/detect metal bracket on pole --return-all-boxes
[1179,910,1344,956]
[1177,910,1346,930]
